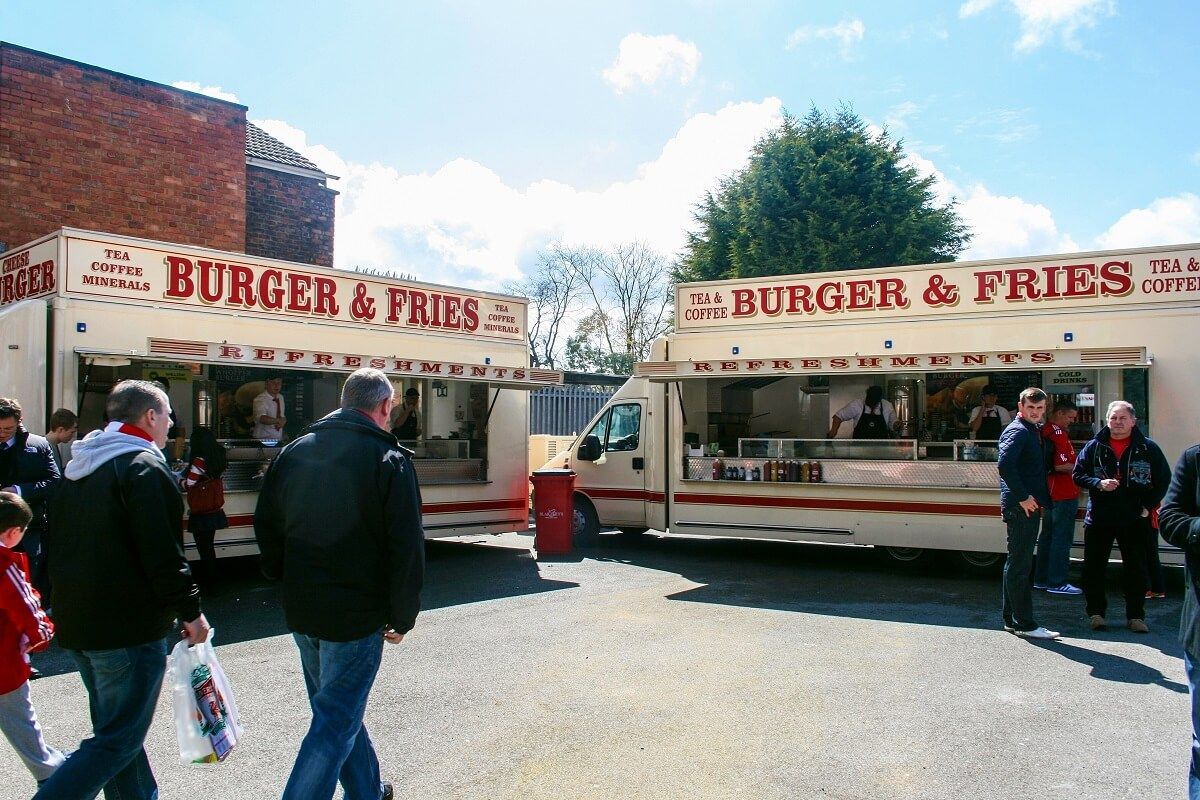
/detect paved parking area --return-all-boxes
[4,531,1190,799]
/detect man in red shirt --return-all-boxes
[1034,399,1083,595]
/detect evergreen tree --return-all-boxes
[677,106,969,282]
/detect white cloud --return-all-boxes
[785,18,865,59]
[958,185,1079,259]
[1095,193,1200,249]
[959,0,999,18]
[254,99,784,289]
[959,0,1115,53]
[171,81,240,103]
[955,108,1039,144]
[884,101,921,133]
[602,34,700,94]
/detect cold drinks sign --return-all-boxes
[677,247,1200,329]
[59,234,527,341]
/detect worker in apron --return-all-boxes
[969,384,1012,440]
[828,386,897,440]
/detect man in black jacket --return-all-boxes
[997,387,1059,639]
[0,397,60,600]
[1160,442,1200,798]
[256,367,424,800]
[35,380,209,800]
[1073,400,1170,633]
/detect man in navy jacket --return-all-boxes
[997,387,1059,639]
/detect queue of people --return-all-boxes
[998,391,1171,639]
[0,370,425,800]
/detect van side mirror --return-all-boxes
[577,434,602,462]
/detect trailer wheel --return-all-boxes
[958,550,1005,574]
[883,546,929,565]
[573,496,600,547]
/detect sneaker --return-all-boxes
[382,783,394,800]
[1014,626,1060,639]
[1046,583,1083,596]
[1003,623,1016,632]
[1033,582,1049,590]
[1089,615,1107,631]
[1128,619,1150,633]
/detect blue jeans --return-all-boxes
[283,629,386,800]
[1035,498,1078,587]
[1187,652,1200,800]
[32,638,168,800]
[1002,509,1041,632]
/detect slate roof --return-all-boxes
[245,121,333,178]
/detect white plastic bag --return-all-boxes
[168,629,244,764]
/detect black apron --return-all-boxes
[852,404,890,440]
[392,414,419,441]
[976,409,1003,440]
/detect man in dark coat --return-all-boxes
[1161,442,1200,799]
[996,387,1059,639]
[0,397,60,600]
[256,368,424,800]
[34,380,209,800]
[1073,400,1170,633]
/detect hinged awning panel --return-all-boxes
[74,338,563,389]
[635,346,1149,381]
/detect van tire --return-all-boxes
[573,496,600,547]
[957,550,1005,575]
[882,546,931,566]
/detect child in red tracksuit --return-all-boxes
[0,491,64,785]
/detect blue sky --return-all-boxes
[3,1,1198,289]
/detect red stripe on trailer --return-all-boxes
[672,492,997,517]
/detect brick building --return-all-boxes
[0,42,337,265]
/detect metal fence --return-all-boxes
[530,384,618,436]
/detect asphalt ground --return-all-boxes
[3,531,1191,800]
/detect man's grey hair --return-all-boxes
[1105,400,1136,419]
[106,380,168,424]
[341,368,395,412]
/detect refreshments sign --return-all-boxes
[59,233,527,341]
[677,246,1200,329]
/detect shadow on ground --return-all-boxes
[587,531,1188,673]
[33,537,575,678]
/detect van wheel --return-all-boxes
[958,550,1005,575]
[573,496,600,547]
[883,546,929,565]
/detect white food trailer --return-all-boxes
[0,228,562,558]
[545,243,1200,568]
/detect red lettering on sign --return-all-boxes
[1100,260,1133,296]
[343,356,362,368]
[386,288,408,324]
[165,256,194,299]
[259,270,285,310]
[285,351,304,363]
[889,356,919,368]
[878,278,907,310]
[369,358,386,369]
[253,348,275,361]
[227,263,255,306]
[856,357,881,368]
[693,362,714,372]
[720,361,738,371]
[408,291,429,326]
[928,355,951,366]
[471,366,487,377]
[448,365,464,375]
[847,280,874,311]
[313,277,339,315]
[219,345,243,359]
[786,284,813,314]
[962,354,986,366]
[286,273,312,313]
[312,353,333,366]
[830,358,849,369]
[732,289,755,317]
[800,359,820,369]
[1031,351,1054,364]
[494,368,508,378]
[746,360,764,370]
[463,298,480,332]
[420,362,443,374]
[773,360,794,369]
[997,353,1020,364]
